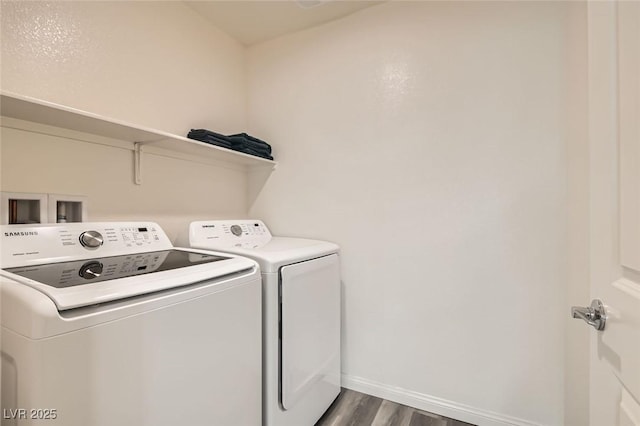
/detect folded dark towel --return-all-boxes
[229,133,271,150]
[229,133,267,144]
[195,138,233,149]
[228,135,271,154]
[187,129,274,160]
[229,140,271,156]
[188,132,233,150]
[189,129,228,139]
[235,146,274,160]
[188,129,233,148]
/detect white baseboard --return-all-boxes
[341,374,546,426]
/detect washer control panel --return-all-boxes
[189,220,272,249]
[0,222,173,268]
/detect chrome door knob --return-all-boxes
[571,299,606,331]
[79,230,104,249]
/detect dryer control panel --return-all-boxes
[189,220,272,249]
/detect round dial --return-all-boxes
[79,261,103,279]
[79,230,104,249]
[230,225,243,237]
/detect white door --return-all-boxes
[280,254,341,411]
[584,2,640,425]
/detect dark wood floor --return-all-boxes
[315,389,476,426]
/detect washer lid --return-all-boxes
[0,248,256,311]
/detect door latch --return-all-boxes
[571,299,606,331]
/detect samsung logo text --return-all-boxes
[4,231,39,237]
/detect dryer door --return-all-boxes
[280,254,341,410]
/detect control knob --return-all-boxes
[79,230,104,249]
[230,225,243,237]
[79,261,103,279]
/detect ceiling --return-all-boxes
[184,1,385,46]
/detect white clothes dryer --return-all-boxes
[0,222,262,426]
[184,220,341,426]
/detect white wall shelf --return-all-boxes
[0,92,276,188]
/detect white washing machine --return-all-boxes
[184,220,341,426]
[0,222,262,426]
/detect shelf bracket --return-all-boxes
[134,142,143,185]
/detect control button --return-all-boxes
[79,261,103,279]
[79,231,104,249]
[230,225,243,237]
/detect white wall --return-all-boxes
[0,1,248,239]
[247,2,584,425]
